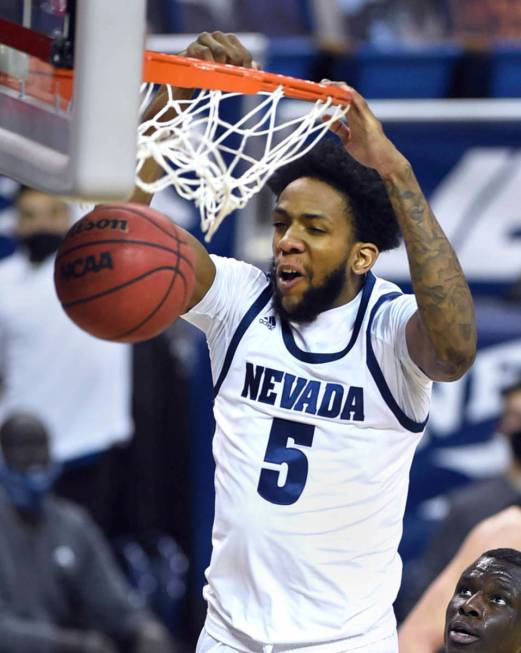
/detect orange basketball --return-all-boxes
[54,204,196,343]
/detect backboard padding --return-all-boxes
[0,0,146,200]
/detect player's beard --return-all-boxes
[270,258,348,324]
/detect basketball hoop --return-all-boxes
[138,53,352,241]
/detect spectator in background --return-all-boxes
[396,378,521,621]
[449,0,521,44]
[0,186,133,534]
[399,508,521,653]
[232,0,309,37]
[0,412,174,653]
[336,0,450,46]
[152,0,237,34]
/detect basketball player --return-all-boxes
[445,548,521,653]
[136,32,477,653]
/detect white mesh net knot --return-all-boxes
[136,83,349,241]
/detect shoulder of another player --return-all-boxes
[463,506,521,555]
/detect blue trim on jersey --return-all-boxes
[366,292,429,433]
[213,284,272,397]
[280,271,377,364]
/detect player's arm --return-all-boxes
[129,32,255,309]
[328,87,476,381]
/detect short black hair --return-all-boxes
[267,137,401,252]
[481,548,521,570]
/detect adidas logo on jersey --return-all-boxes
[259,315,276,330]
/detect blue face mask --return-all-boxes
[0,462,62,513]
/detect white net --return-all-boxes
[136,83,349,241]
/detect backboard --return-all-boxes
[0,0,146,200]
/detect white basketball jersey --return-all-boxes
[184,256,431,652]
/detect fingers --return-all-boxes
[320,79,351,92]
[319,79,351,112]
[322,114,351,145]
[184,36,216,62]
[183,31,254,68]
[219,32,254,67]
[321,79,376,120]
[321,79,386,144]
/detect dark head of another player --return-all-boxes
[445,548,521,653]
[267,138,400,323]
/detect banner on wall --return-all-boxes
[375,146,521,288]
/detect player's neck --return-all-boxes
[331,273,365,309]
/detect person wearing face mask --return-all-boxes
[0,412,175,653]
[395,378,521,623]
[0,185,132,533]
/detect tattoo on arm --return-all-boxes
[383,164,476,377]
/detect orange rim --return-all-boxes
[0,56,72,110]
[142,51,352,106]
[0,50,351,111]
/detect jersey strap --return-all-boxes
[280,271,376,364]
[213,284,272,397]
[366,292,429,433]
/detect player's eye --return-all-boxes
[491,595,507,606]
[458,587,472,597]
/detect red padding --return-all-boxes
[0,16,53,62]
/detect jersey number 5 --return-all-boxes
[257,417,315,505]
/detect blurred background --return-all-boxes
[1,0,521,650]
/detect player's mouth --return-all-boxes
[276,264,306,293]
[447,620,480,646]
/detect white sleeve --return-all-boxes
[370,294,432,422]
[182,255,269,380]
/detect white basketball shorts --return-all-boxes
[196,628,399,653]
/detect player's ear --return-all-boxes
[350,242,379,275]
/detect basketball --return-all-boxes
[54,204,196,343]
